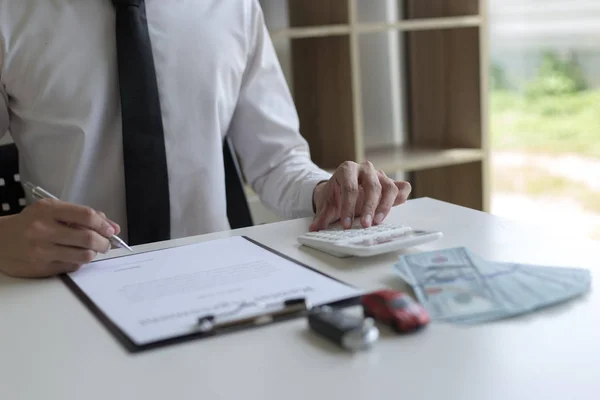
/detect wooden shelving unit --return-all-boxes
[250,0,489,216]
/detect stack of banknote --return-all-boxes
[393,247,592,324]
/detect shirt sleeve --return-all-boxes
[227,0,332,219]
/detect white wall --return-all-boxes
[356,0,406,150]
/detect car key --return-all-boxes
[307,305,379,351]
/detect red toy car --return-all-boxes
[361,289,430,333]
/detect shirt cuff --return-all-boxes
[297,172,332,217]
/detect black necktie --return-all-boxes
[113,0,171,245]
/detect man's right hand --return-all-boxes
[0,199,120,278]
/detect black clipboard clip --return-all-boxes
[196,297,310,334]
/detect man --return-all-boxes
[0,0,411,278]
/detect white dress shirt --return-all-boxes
[0,0,332,241]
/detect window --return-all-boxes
[489,0,600,243]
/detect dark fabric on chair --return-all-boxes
[0,143,26,216]
[0,141,254,228]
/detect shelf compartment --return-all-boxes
[365,145,485,173]
[405,27,482,149]
[290,34,357,171]
[410,161,484,211]
[403,0,480,19]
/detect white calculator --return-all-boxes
[297,222,443,258]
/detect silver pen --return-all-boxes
[24,182,133,252]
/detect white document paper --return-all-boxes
[67,236,360,345]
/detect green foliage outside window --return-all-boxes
[525,51,588,98]
[490,50,599,157]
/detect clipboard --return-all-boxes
[60,236,362,353]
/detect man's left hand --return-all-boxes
[310,161,412,232]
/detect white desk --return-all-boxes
[1,198,598,400]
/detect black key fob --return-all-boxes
[308,306,379,351]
